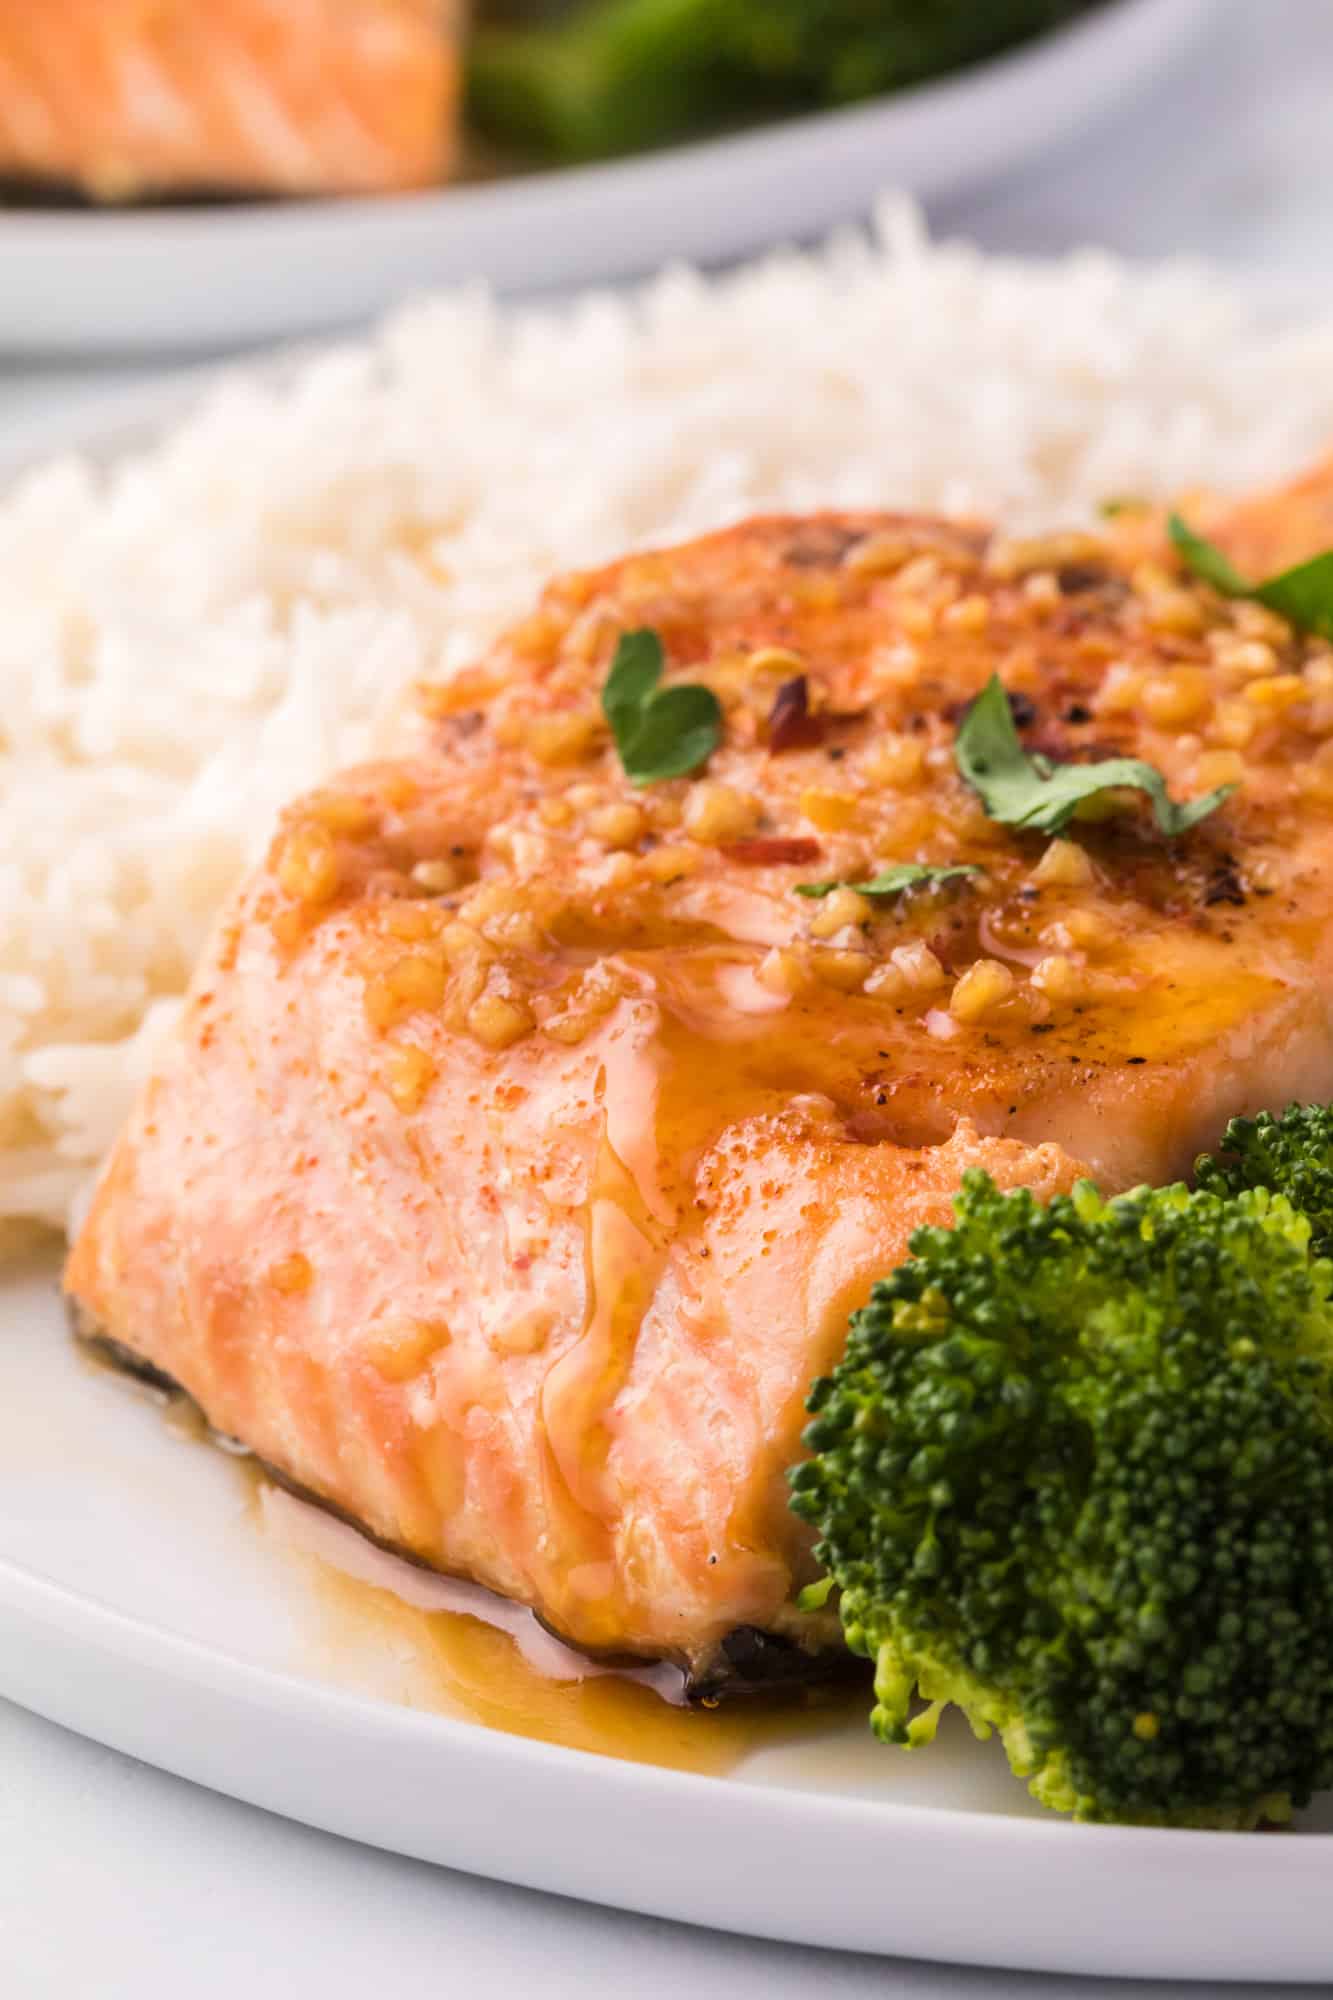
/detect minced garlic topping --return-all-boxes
[260,511,1331,1096]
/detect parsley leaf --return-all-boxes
[1255,553,1333,640]
[795,863,983,900]
[1169,512,1333,640]
[1165,513,1251,596]
[601,628,722,785]
[602,627,665,723]
[955,675,1234,839]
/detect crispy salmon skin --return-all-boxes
[0,0,458,201]
[66,478,1333,1678]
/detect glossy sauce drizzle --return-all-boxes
[260,1480,860,1776]
[80,1333,863,1779]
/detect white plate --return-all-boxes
[0,0,1211,356]
[4,1251,1333,1986]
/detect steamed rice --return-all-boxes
[6,198,1333,1246]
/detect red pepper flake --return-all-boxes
[722,837,823,867]
[767,676,825,752]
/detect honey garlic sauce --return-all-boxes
[66,500,1333,1697]
[302,1561,854,1775]
[404,508,1333,1178]
[73,1343,857,1778]
[262,1482,859,1776]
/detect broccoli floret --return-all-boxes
[468,1,1100,163]
[789,1171,1333,1827]
[1197,1104,1333,1261]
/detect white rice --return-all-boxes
[6,197,1333,1246]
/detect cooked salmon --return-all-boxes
[0,0,458,201]
[65,480,1333,1683]
[1190,450,1333,582]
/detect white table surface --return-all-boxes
[5,6,1333,1994]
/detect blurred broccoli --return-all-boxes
[469,0,1102,163]
[789,1171,1333,1827]
[1197,1103,1333,1261]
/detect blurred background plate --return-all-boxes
[0,0,1211,358]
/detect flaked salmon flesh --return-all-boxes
[65,460,1333,1681]
[0,0,458,200]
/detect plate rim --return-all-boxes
[5,1526,1333,1984]
[6,1532,1333,1851]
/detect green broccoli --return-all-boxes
[1197,1103,1333,1261]
[468,0,1101,163]
[789,1171,1333,1827]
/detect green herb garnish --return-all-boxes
[601,628,722,785]
[1169,512,1333,640]
[1165,513,1251,596]
[795,863,983,900]
[955,674,1233,838]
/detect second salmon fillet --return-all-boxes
[0,0,459,200]
[66,481,1333,1685]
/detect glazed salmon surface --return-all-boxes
[1200,450,1333,582]
[66,482,1333,1676]
[0,0,457,200]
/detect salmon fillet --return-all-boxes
[1190,450,1333,582]
[66,476,1333,1681]
[0,0,458,201]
